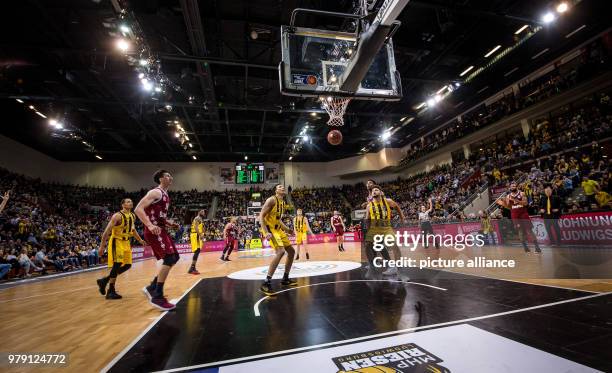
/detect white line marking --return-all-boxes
[154,291,610,373]
[0,275,157,303]
[99,278,202,373]
[0,257,155,290]
[428,267,601,294]
[253,279,447,317]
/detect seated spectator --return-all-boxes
[18,247,42,277]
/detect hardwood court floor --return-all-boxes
[0,242,610,373]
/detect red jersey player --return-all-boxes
[497,182,541,253]
[221,217,239,261]
[331,210,346,252]
[135,170,181,311]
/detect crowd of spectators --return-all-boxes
[400,38,610,167]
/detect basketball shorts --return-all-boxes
[107,238,132,267]
[190,233,201,252]
[144,229,178,260]
[364,221,394,243]
[334,228,344,237]
[225,237,237,248]
[265,228,291,249]
[295,232,307,245]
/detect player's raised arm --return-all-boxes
[98,213,121,256]
[134,189,162,235]
[258,196,275,239]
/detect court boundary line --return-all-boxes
[425,267,601,294]
[153,291,610,373]
[99,278,203,373]
[253,279,447,316]
[0,257,156,290]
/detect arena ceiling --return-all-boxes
[0,0,608,162]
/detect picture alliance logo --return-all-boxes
[332,343,451,373]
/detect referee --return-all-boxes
[419,197,440,249]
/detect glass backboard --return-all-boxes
[279,26,402,101]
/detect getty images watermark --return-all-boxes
[372,232,485,251]
[368,232,517,270]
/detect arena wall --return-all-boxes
[1,135,432,190]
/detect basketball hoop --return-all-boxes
[319,96,351,127]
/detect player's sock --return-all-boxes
[265,275,272,284]
[306,253,310,260]
[149,276,158,290]
[522,242,530,252]
[109,283,116,293]
[154,282,165,298]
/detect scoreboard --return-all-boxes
[235,163,265,184]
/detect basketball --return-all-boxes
[327,129,343,145]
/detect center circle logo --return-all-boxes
[227,261,361,280]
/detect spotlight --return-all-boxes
[175,132,180,138]
[289,156,293,160]
[119,24,130,34]
[188,143,193,148]
[116,38,130,52]
[28,105,35,110]
[556,2,568,13]
[330,75,337,83]
[95,155,103,160]
[427,98,436,107]
[165,104,172,111]
[192,155,197,160]
[154,86,162,92]
[326,96,332,102]
[15,99,24,103]
[244,155,248,160]
[48,119,58,127]
[310,112,317,117]
[303,135,309,142]
[381,131,391,141]
[541,12,556,24]
[142,80,153,91]
[454,82,461,88]
[184,136,189,141]
[434,94,442,103]
[35,111,47,119]
[139,59,149,66]
[138,73,145,79]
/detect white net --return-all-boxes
[319,96,351,127]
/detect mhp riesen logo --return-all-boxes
[332,343,451,373]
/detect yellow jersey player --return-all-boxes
[259,184,298,295]
[365,185,405,276]
[189,209,206,274]
[293,208,313,260]
[97,198,146,299]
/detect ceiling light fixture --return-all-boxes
[459,66,474,77]
[514,25,529,35]
[484,45,501,58]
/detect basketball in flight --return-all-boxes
[327,129,343,145]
